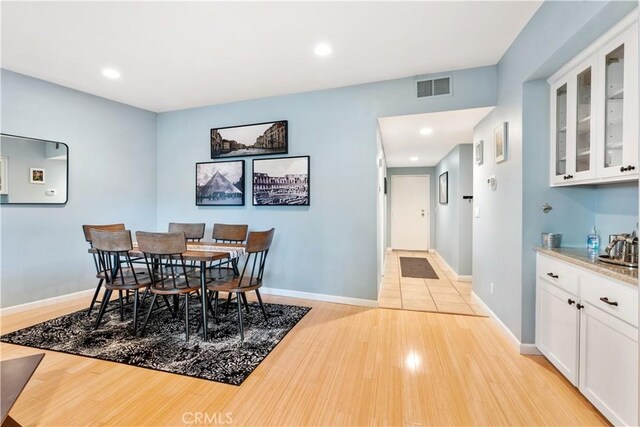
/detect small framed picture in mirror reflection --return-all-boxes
[30,168,45,184]
[0,157,7,194]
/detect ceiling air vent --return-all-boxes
[416,76,451,98]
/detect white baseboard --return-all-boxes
[471,292,542,356]
[260,287,378,308]
[0,285,378,317]
[0,288,94,316]
[432,250,472,282]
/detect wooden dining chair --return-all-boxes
[168,222,206,242]
[210,223,249,309]
[210,223,248,276]
[137,231,201,341]
[207,228,275,341]
[212,223,248,244]
[82,223,126,316]
[91,229,151,333]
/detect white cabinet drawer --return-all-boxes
[580,269,638,327]
[536,254,579,295]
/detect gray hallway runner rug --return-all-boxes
[400,257,439,279]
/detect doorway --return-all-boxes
[390,175,430,250]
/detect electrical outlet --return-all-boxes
[490,282,494,295]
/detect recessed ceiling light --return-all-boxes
[102,68,121,79]
[314,43,332,57]
[419,128,433,136]
[410,156,419,162]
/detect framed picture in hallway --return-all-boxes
[439,172,448,205]
[475,140,484,165]
[494,122,508,163]
[210,120,288,159]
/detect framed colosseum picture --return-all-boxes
[252,156,310,206]
[210,120,288,159]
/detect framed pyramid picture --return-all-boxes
[196,160,245,206]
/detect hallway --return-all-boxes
[379,250,486,316]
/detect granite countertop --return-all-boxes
[535,247,638,287]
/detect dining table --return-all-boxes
[89,241,245,340]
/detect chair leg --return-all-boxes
[236,292,244,341]
[255,289,268,323]
[133,289,139,334]
[225,292,232,315]
[87,279,104,316]
[94,289,112,330]
[184,293,190,341]
[213,291,219,324]
[140,294,158,336]
[118,290,124,321]
[241,293,250,314]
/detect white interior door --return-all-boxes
[391,175,430,250]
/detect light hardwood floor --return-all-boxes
[0,293,607,426]
[379,250,486,316]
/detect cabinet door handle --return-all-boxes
[547,272,559,279]
[599,297,619,306]
[576,303,584,310]
[628,165,636,171]
[567,299,575,305]
[621,166,628,172]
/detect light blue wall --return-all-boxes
[0,69,158,308]
[434,144,473,275]
[157,67,496,301]
[473,1,638,343]
[386,167,437,251]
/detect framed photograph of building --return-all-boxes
[439,171,448,204]
[196,160,245,206]
[494,122,508,163]
[253,156,310,206]
[475,140,484,165]
[30,167,45,184]
[211,120,288,159]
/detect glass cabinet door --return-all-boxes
[555,83,568,178]
[575,66,593,175]
[604,44,624,169]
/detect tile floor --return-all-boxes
[378,250,487,316]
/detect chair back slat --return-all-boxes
[168,223,205,241]
[212,223,248,243]
[82,223,125,244]
[137,231,187,255]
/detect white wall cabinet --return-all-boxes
[535,253,638,426]
[549,12,638,186]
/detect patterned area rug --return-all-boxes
[0,299,310,386]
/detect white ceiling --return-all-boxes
[1,1,541,113]
[379,107,494,167]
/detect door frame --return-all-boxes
[390,174,431,251]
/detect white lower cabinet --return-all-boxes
[579,302,638,426]
[536,279,580,385]
[535,253,638,426]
